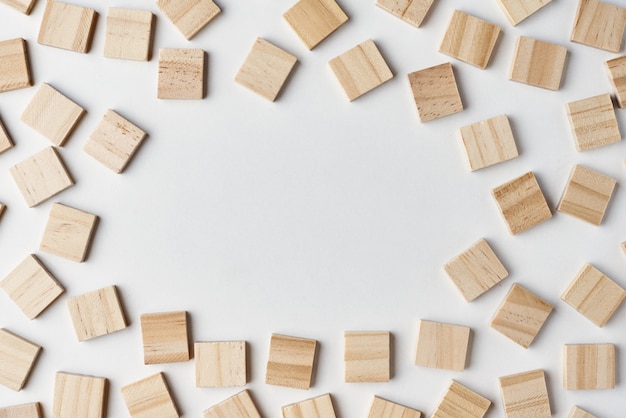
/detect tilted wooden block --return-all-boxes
[38,0,97,53]
[67,285,127,342]
[415,320,470,371]
[158,48,205,100]
[564,344,615,390]
[282,393,336,418]
[408,62,463,122]
[499,369,551,418]
[376,0,436,27]
[53,372,107,418]
[195,341,246,387]
[283,0,349,50]
[0,329,41,391]
[121,372,179,418]
[0,403,42,418]
[432,380,491,418]
[566,94,621,151]
[510,36,567,90]
[0,0,35,14]
[0,116,14,154]
[0,38,32,93]
[203,390,261,418]
[606,55,626,108]
[104,8,154,61]
[344,331,390,382]
[157,0,221,41]
[571,0,626,52]
[141,311,190,364]
[367,396,422,418]
[266,333,317,389]
[497,0,552,25]
[558,165,616,225]
[568,406,597,418]
[40,203,98,262]
[459,115,519,171]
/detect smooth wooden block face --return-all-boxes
[0,329,41,392]
[376,0,435,27]
[0,38,32,93]
[408,62,463,122]
[606,55,626,108]
[121,372,179,418]
[368,396,422,418]
[283,0,349,50]
[266,333,317,389]
[500,369,551,418]
[158,48,205,100]
[141,311,190,364]
[344,331,390,382]
[104,8,154,61]
[203,390,261,418]
[38,0,97,53]
[40,203,98,262]
[195,341,246,387]
[235,38,298,102]
[564,344,615,390]
[282,394,336,418]
[432,380,491,418]
[157,0,221,40]
[415,320,470,371]
[571,0,626,52]
[497,0,551,25]
[0,116,14,154]
[0,0,36,14]
[0,402,42,418]
[510,36,567,90]
[53,372,107,418]
[67,286,127,342]
[558,164,616,225]
[459,115,519,171]
[566,94,621,151]
[568,406,597,418]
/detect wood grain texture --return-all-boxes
[376,0,436,27]
[67,285,127,342]
[158,48,205,100]
[203,390,261,418]
[0,0,36,14]
[432,380,491,418]
[606,54,626,107]
[282,393,336,418]
[510,36,567,90]
[566,93,621,151]
[571,0,626,52]
[344,331,389,382]
[0,38,32,93]
[459,114,519,171]
[156,0,220,40]
[564,344,615,390]
[415,320,470,371]
[104,8,154,61]
[40,203,98,262]
[141,311,190,364]
[0,329,41,392]
[283,0,348,50]
[367,396,422,418]
[496,0,551,25]
[568,406,597,418]
[53,372,107,418]
[408,62,463,122]
[499,369,551,418]
[0,116,14,154]
[0,402,42,418]
[558,164,616,225]
[195,341,246,387]
[121,372,179,418]
[38,0,97,53]
[266,333,317,389]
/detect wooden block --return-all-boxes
[367,396,422,418]
[568,406,597,418]
[282,393,336,418]
[490,284,553,348]
[203,390,261,418]
[571,0,626,52]
[558,165,616,225]
[0,403,42,418]
[0,254,64,319]
[157,48,205,100]
[83,110,147,173]
[497,0,551,25]
[459,115,519,171]
[21,83,86,146]
[67,285,127,342]
[432,380,491,418]
[104,8,154,61]
[408,62,463,122]
[329,39,393,101]
[0,38,32,93]
[121,372,179,418]
[283,0,349,50]
[566,94,621,151]
[0,116,14,155]
[235,38,298,102]
[439,10,501,69]
[40,203,98,262]
[561,264,626,327]
[156,0,220,41]
[38,0,97,53]
[0,0,35,14]
[10,147,74,207]
[0,329,41,391]
[492,171,552,235]
[195,341,246,387]
[606,55,626,107]
[510,36,567,90]
[53,372,107,418]
[414,320,470,371]
[344,331,390,382]
[0,203,4,219]
[266,333,317,389]
[376,0,436,28]
[622,241,626,255]
[499,369,550,418]
[141,311,190,364]
[564,344,615,390]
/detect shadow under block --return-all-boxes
[376,0,436,28]
[571,0,626,52]
[195,341,246,387]
[0,254,64,319]
[606,55,626,107]
[368,396,422,418]
[203,390,261,418]
[499,369,550,418]
[415,320,470,371]
[0,38,32,93]
[40,203,98,262]
[432,380,491,418]
[38,0,97,53]
[569,406,597,418]
[157,48,205,100]
[0,0,35,14]
[0,116,13,154]
[344,331,390,382]
[53,372,107,418]
[566,93,621,151]
[266,334,317,389]
[497,0,552,25]
[564,344,615,390]
[0,329,41,392]
[510,36,567,90]
[0,403,42,417]
[459,115,519,171]
[282,393,336,418]
[235,38,298,102]
[408,62,463,122]
[558,164,616,225]
[141,311,190,364]
[283,0,348,50]
[329,39,393,101]
[156,0,220,41]
[67,286,127,342]
[104,8,154,61]
[121,372,179,418]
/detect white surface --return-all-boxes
[1,0,625,417]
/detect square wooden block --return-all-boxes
[500,369,550,418]
[564,344,615,390]
[432,380,491,418]
[497,0,551,25]
[84,110,147,174]
[558,165,616,225]
[157,0,220,41]
[0,116,14,154]
[0,329,41,392]
[141,311,190,364]
[459,115,519,171]
[439,10,501,69]
[0,254,64,319]
[490,284,553,348]
[0,403,42,418]
[408,62,463,122]
[344,331,390,382]
[492,171,552,235]
[283,0,349,50]
[266,333,317,389]
[368,396,422,418]
[0,38,32,93]
[571,0,626,52]
[415,320,470,371]
[203,390,261,418]
[607,55,626,107]
[376,0,436,28]
[53,372,107,418]
[569,406,597,418]
[195,341,246,387]
[104,8,154,61]
[121,372,179,418]
[67,285,127,342]
[562,264,626,327]
[329,39,393,101]
[567,94,621,151]
[38,0,97,53]
[0,0,36,14]
[235,38,298,102]
[282,394,336,418]
[510,36,567,90]
[40,203,98,262]
[10,147,74,207]
[158,48,205,100]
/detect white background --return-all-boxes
[1,0,626,417]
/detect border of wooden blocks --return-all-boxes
[497,0,552,25]
[510,36,567,90]
[557,164,616,225]
[0,402,42,417]
[203,390,261,418]
[415,320,470,371]
[569,406,598,418]
[283,0,349,50]
[0,38,32,93]
[157,0,221,41]
[606,55,626,107]
[104,8,154,61]
[282,393,337,418]
[432,380,491,418]
[0,328,41,391]
[40,203,98,262]
[67,285,127,341]
[121,372,179,418]
[38,0,98,53]
[53,371,108,418]
[499,369,551,418]
[141,311,190,364]
[571,0,626,52]
[368,396,422,418]
[0,0,36,14]
[408,62,463,122]
[157,48,205,100]
[266,333,317,389]
[566,93,621,151]
[195,341,246,387]
[376,0,435,27]
[344,331,390,382]
[459,115,519,171]
[563,344,615,390]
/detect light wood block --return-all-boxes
[104,8,154,61]
[156,0,220,41]
[283,0,348,50]
[195,341,246,387]
[500,369,550,418]
[571,0,626,52]
[497,0,551,25]
[0,329,41,392]
[83,110,148,173]
[569,406,597,418]
[10,147,74,207]
[67,285,127,342]
[141,311,190,364]
[376,0,436,27]
[459,115,519,171]
[0,0,35,14]
[235,38,298,102]
[490,284,553,348]
[157,48,205,100]
[492,171,552,235]
[53,372,107,418]
[558,165,616,225]
[510,36,567,90]
[0,38,32,93]
[367,396,422,418]
[203,390,261,418]
[566,94,621,151]
[432,380,491,418]
[564,344,615,390]
[0,254,64,319]
[38,0,97,53]
[344,331,390,382]
[415,320,470,371]
[0,203,4,219]
[408,62,463,122]
[562,264,626,327]
[282,394,336,418]
[0,116,14,154]
[21,83,86,146]
[40,203,98,262]
[439,10,501,69]
[266,333,317,389]
[121,372,179,418]
[606,55,626,107]
[0,403,42,418]
[329,39,393,101]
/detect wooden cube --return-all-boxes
[0,38,32,93]
[0,329,41,391]
[558,165,616,225]
[439,10,501,69]
[606,55,626,108]
[235,38,298,102]
[500,369,550,418]
[104,8,154,61]
[121,372,179,418]
[282,394,336,418]
[490,284,553,348]
[415,320,470,371]
[83,110,148,173]
[571,0,626,52]
[0,254,64,319]
[492,171,552,235]
[266,333,317,389]
[408,62,463,122]
[432,380,491,418]
[459,115,519,171]
[344,331,390,382]
[0,116,14,154]
[203,390,261,418]
[497,0,552,25]
[376,0,436,27]
[67,285,127,342]
[38,0,97,53]
[368,396,422,418]
[53,372,107,418]
[569,406,597,418]
[564,344,615,390]
[329,39,393,101]
[141,311,190,364]
[157,0,220,41]
[510,36,567,90]
[0,0,36,14]
[157,48,205,100]
[561,264,626,327]
[566,94,621,151]
[283,0,349,50]
[40,203,98,262]
[195,341,246,387]
[0,403,42,418]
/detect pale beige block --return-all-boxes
[157,48,205,100]
[40,203,98,262]
[606,55,626,107]
[459,115,519,171]
[0,329,41,392]
[104,8,154,61]
[344,331,390,382]
[408,62,463,122]
[283,0,349,50]
[558,165,616,225]
[38,0,97,53]
[266,333,317,389]
[568,406,597,418]
[121,372,179,418]
[376,0,436,27]
[0,38,32,93]
[367,396,422,418]
[571,0,626,52]
[415,320,470,371]
[510,36,567,90]
[203,390,261,418]
[282,393,336,418]
[67,285,127,342]
[0,402,42,418]
[53,372,107,418]
[141,311,190,364]
[0,204,4,219]
[157,0,221,41]
[564,344,615,390]
[195,341,246,387]
[499,369,551,418]
[0,116,14,154]
[497,0,551,25]
[432,380,491,418]
[566,94,621,151]
[0,0,36,14]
